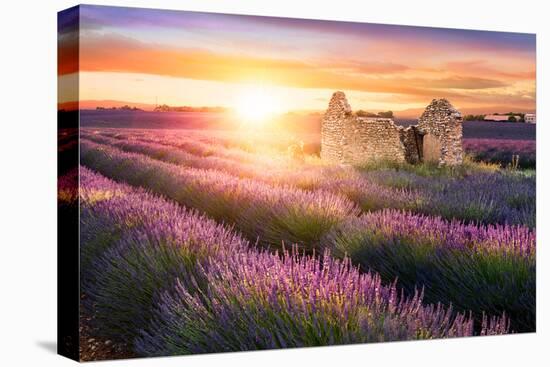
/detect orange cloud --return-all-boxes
[419,76,508,89]
[64,33,535,112]
[331,61,410,74]
[58,32,79,75]
[76,35,519,97]
[444,60,536,80]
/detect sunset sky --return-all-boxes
[58,5,536,116]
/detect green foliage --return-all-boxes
[355,156,499,179]
[329,218,535,331]
[463,114,486,121]
[356,110,377,117]
[355,110,393,118]
[377,111,394,118]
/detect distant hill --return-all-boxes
[62,99,535,120]
[58,100,158,111]
[153,104,229,113]
[64,100,233,113]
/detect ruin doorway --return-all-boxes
[422,133,441,163]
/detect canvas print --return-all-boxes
[57,4,536,362]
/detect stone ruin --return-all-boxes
[320,91,463,166]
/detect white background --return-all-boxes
[0,0,548,365]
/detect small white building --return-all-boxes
[484,115,510,122]
[525,113,536,124]
[484,114,522,122]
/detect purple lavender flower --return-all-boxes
[136,249,507,355]
[464,138,536,168]
[82,131,535,227]
[75,129,533,346]
[78,167,249,340]
[325,209,535,331]
[80,140,358,247]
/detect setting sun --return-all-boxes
[235,88,280,123]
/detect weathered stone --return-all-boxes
[417,98,463,166]
[320,92,463,166]
[320,91,354,162]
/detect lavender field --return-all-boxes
[65,127,535,359]
[464,138,536,169]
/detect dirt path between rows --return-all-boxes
[79,294,136,361]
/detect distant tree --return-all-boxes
[356,110,377,117]
[498,112,524,122]
[463,114,486,121]
[377,111,394,118]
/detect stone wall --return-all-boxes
[320,91,353,162]
[320,92,463,166]
[417,99,463,166]
[343,117,406,164]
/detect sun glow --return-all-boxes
[235,88,281,124]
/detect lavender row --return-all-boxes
[81,131,336,186]
[80,140,359,247]
[137,250,506,355]
[464,138,536,169]
[84,130,535,227]
[77,167,248,340]
[424,173,535,227]
[84,128,320,158]
[367,169,535,227]
[72,168,505,355]
[79,140,534,256]
[83,129,265,165]
[81,133,278,182]
[83,129,338,182]
[81,133,420,212]
[80,141,533,330]
[325,209,535,332]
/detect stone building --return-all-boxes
[320,91,463,166]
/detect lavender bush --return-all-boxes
[81,135,420,213]
[84,131,535,227]
[84,129,262,164]
[136,249,507,355]
[79,167,249,339]
[419,173,536,227]
[72,168,509,355]
[75,128,535,347]
[367,170,535,227]
[82,133,273,181]
[464,138,536,169]
[80,140,358,248]
[58,167,79,205]
[326,209,535,331]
